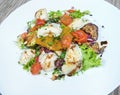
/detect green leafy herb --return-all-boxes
[48,10,62,18]
[54,36,60,40]
[47,41,54,46]
[57,74,65,80]
[35,47,41,56]
[59,50,66,59]
[27,20,36,28]
[35,51,40,56]
[52,68,61,75]
[60,24,66,29]
[16,36,25,49]
[39,36,45,41]
[80,44,101,71]
[47,18,60,23]
[23,57,35,71]
[70,10,90,18]
[52,68,65,80]
[82,10,90,15]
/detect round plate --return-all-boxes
[0,0,120,95]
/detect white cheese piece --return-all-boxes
[62,43,82,75]
[69,18,89,30]
[62,64,76,75]
[39,51,58,72]
[65,43,82,65]
[19,49,35,65]
[35,8,48,20]
[37,23,62,37]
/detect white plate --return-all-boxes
[0,0,120,95]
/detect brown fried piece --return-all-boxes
[101,41,108,45]
[86,42,107,54]
[82,23,98,41]
[90,42,100,54]
[99,46,107,55]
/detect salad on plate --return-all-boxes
[16,8,107,80]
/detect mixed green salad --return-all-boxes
[17,8,107,80]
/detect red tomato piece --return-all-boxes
[60,14,73,26]
[35,56,39,63]
[72,30,87,43]
[61,35,72,49]
[20,32,27,40]
[30,62,42,75]
[36,19,45,26]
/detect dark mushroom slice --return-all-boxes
[82,23,98,41]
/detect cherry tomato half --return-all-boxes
[60,14,73,26]
[72,30,87,43]
[30,62,42,75]
[36,18,45,26]
[61,35,72,49]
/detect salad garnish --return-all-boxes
[17,8,107,80]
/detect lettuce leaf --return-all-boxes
[80,44,101,71]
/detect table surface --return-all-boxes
[0,0,120,95]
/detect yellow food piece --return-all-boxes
[36,36,62,51]
[36,26,73,51]
[60,26,72,38]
